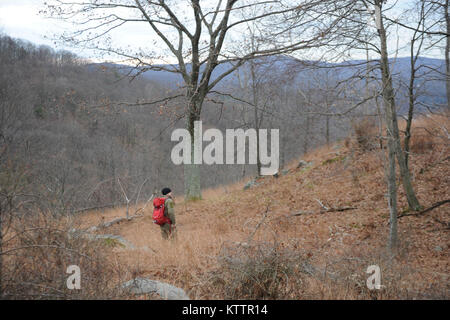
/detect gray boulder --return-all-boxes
[122,277,189,300]
[297,160,313,169]
[243,178,258,190]
[94,234,136,249]
[70,230,136,249]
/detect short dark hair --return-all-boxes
[161,187,172,195]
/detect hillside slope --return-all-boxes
[79,115,449,299]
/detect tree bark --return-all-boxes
[405,32,418,169]
[250,61,262,176]
[404,64,415,168]
[375,1,421,211]
[0,209,3,298]
[184,96,202,201]
[387,135,398,250]
[445,0,450,110]
[303,114,310,154]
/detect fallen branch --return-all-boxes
[290,210,316,217]
[86,213,144,232]
[315,198,329,211]
[398,199,450,219]
[432,217,450,229]
[420,155,450,174]
[73,203,121,214]
[324,206,358,213]
[290,200,357,217]
[117,178,130,219]
[247,205,269,242]
[315,199,356,212]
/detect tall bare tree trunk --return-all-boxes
[387,133,398,249]
[445,0,450,110]
[375,1,421,211]
[0,209,3,298]
[303,114,310,154]
[405,36,418,169]
[184,97,202,201]
[250,62,262,176]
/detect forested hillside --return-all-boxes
[0,34,356,213]
[0,0,449,301]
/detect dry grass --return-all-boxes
[351,117,380,152]
[1,212,129,299]
[71,115,449,299]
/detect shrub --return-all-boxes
[212,241,308,299]
[409,134,434,154]
[352,118,379,152]
[1,212,127,300]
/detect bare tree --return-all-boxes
[324,0,422,212]
[44,0,349,200]
[370,0,421,213]
[446,0,450,109]
[384,0,450,110]
[402,0,438,168]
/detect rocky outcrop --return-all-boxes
[121,277,189,300]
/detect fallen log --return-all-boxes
[314,198,357,213]
[86,213,144,232]
[290,199,357,217]
[290,210,316,217]
[290,207,357,217]
[323,206,358,213]
[398,199,450,219]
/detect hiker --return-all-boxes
[152,187,176,240]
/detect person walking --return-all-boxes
[158,187,176,240]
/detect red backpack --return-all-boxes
[152,197,171,225]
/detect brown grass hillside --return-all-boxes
[78,115,449,299]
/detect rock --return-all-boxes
[273,169,289,178]
[86,226,98,232]
[243,178,258,190]
[297,160,313,169]
[297,160,308,168]
[300,262,317,276]
[70,230,136,249]
[141,246,157,253]
[322,155,346,166]
[94,234,136,249]
[122,277,189,300]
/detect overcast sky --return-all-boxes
[0,0,445,63]
[0,1,65,48]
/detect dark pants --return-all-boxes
[160,223,175,240]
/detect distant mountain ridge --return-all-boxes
[89,55,447,113]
